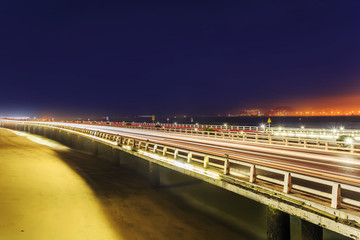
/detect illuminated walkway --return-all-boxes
[0,129,243,240]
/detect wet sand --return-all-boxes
[0,128,243,240]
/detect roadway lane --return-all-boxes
[32,122,360,186]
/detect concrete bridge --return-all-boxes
[1,120,360,240]
[62,120,360,153]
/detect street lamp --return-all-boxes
[345,137,354,145]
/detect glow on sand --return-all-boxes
[0,129,121,240]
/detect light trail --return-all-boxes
[25,121,360,186]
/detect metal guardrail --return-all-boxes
[269,128,360,141]
[4,121,359,211]
[6,118,360,137]
[135,122,360,137]
[73,121,262,132]
[57,124,360,210]
[54,121,360,154]
[111,124,360,155]
[9,119,360,140]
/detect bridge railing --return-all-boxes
[64,124,360,211]
[8,118,360,137]
[268,127,360,138]
[4,121,359,211]
[123,122,360,137]
[17,119,360,154]
[109,124,360,155]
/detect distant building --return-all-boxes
[265,106,295,116]
[238,109,262,116]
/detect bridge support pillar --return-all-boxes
[149,162,160,187]
[73,135,79,149]
[111,147,120,165]
[91,140,98,155]
[301,219,323,240]
[267,206,290,240]
[66,132,72,146]
[49,128,54,139]
[51,128,55,139]
[77,135,83,149]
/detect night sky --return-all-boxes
[0,0,359,118]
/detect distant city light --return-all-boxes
[0,116,30,119]
[345,137,354,145]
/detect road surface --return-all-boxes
[45,123,360,187]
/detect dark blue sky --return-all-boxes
[0,0,359,118]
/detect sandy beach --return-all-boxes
[0,128,243,240]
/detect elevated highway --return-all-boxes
[35,121,360,186]
[1,120,360,239]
